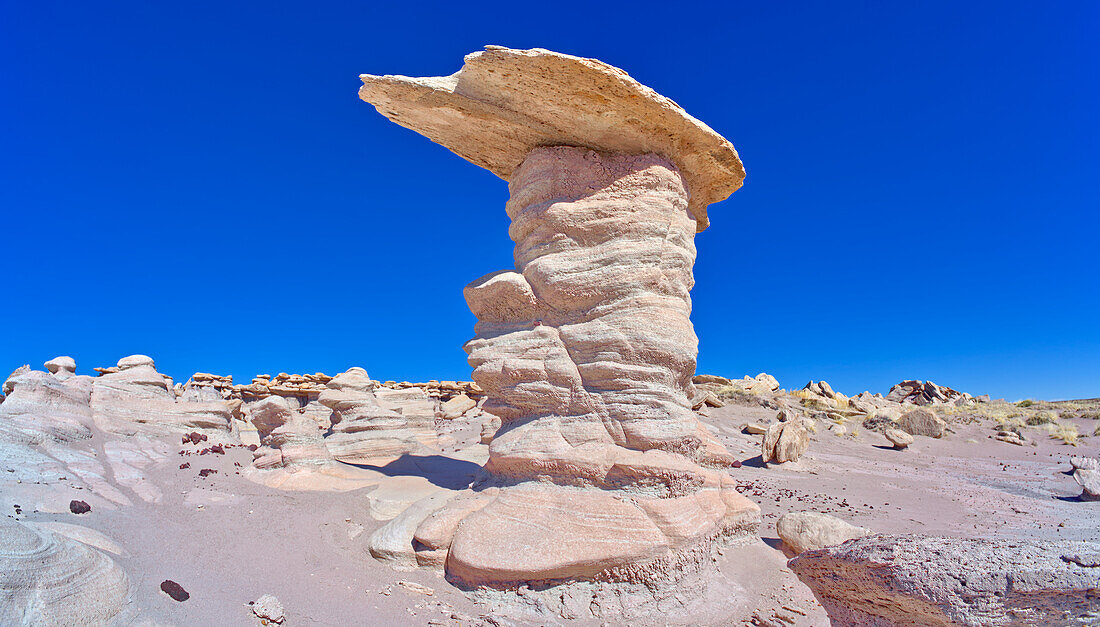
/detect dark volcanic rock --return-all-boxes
[160,579,189,602]
[789,534,1100,626]
[69,500,91,514]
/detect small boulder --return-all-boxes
[896,408,946,438]
[117,354,155,371]
[440,393,477,419]
[777,511,871,554]
[69,500,91,515]
[44,356,77,376]
[251,594,285,624]
[762,419,809,464]
[742,423,768,435]
[1074,469,1099,501]
[994,430,1026,446]
[1070,456,1099,471]
[884,428,913,450]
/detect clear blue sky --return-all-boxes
[3,2,1097,400]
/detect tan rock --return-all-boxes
[359,46,743,232]
[440,393,477,419]
[43,356,76,377]
[896,408,946,438]
[885,427,914,449]
[742,423,768,435]
[317,368,434,465]
[360,47,755,591]
[777,511,871,554]
[762,420,810,464]
[116,354,154,370]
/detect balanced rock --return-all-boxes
[884,427,913,449]
[0,517,129,625]
[44,356,77,377]
[789,534,1100,626]
[360,46,758,592]
[776,512,870,554]
[896,408,946,438]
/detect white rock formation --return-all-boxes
[0,517,130,625]
[359,47,758,592]
[318,367,435,464]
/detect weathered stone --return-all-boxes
[1074,469,1100,501]
[251,594,285,624]
[361,47,755,591]
[44,356,76,377]
[762,420,809,464]
[896,408,946,438]
[884,428,913,449]
[318,368,434,464]
[440,393,477,419]
[0,517,129,625]
[742,423,768,435]
[789,535,1100,627]
[116,354,155,371]
[777,512,871,554]
[359,46,744,232]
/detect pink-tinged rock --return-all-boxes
[359,48,755,592]
[446,486,671,584]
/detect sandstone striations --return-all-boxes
[0,517,130,625]
[359,47,757,600]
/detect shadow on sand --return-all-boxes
[346,454,483,490]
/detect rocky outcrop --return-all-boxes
[318,367,435,464]
[91,356,232,437]
[776,512,870,554]
[789,534,1100,626]
[887,380,978,406]
[0,517,130,625]
[249,396,332,469]
[0,366,94,445]
[44,355,76,378]
[359,47,757,596]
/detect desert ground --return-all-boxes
[2,356,1097,626]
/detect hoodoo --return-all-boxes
[359,46,757,591]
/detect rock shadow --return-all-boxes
[740,454,766,468]
[346,454,482,490]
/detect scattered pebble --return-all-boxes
[160,579,190,602]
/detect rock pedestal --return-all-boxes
[359,46,757,590]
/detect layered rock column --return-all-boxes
[358,46,757,588]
